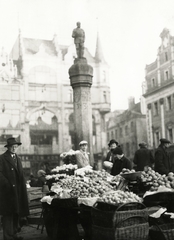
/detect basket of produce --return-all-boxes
[99,190,143,207]
[120,171,142,181]
[149,223,174,240]
[115,216,149,240]
[113,202,148,227]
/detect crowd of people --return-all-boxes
[0,136,173,240]
[103,138,173,176]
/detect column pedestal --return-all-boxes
[69,58,94,165]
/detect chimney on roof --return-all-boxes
[128,96,135,110]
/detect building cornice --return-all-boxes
[143,80,174,97]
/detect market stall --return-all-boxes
[40,163,174,240]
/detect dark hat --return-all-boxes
[4,137,22,147]
[108,139,118,147]
[139,141,147,147]
[113,147,123,155]
[160,138,170,144]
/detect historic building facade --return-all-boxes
[0,30,110,159]
[143,28,174,148]
[106,97,147,161]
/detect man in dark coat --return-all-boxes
[0,137,29,240]
[133,142,154,171]
[111,147,132,176]
[155,138,171,175]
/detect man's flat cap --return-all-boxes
[160,138,170,144]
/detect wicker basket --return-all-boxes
[115,216,149,240]
[150,223,174,240]
[113,202,148,227]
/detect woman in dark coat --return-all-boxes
[111,147,132,176]
[155,138,171,175]
[0,138,29,240]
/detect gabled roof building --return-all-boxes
[0,30,111,160]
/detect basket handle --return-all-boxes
[115,215,148,228]
[93,202,98,208]
[116,202,146,211]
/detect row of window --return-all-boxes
[151,95,173,116]
[107,122,134,141]
[151,70,169,88]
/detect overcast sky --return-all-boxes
[1,0,174,111]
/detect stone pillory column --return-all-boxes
[69,22,94,166]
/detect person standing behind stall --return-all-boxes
[103,139,118,172]
[36,170,46,187]
[111,147,132,176]
[133,142,154,171]
[75,140,90,168]
[155,138,171,175]
[0,137,29,240]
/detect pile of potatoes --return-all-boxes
[141,167,174,191]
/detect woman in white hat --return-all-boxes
[75,140,90,168]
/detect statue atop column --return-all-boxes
[72,22,85,58]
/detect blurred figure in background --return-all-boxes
[133,141,154,171]
[37,170,46,187]
[40,162,51,175]
[29,173,38,187]
[155,138,171,175]
[111,147,132,176]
